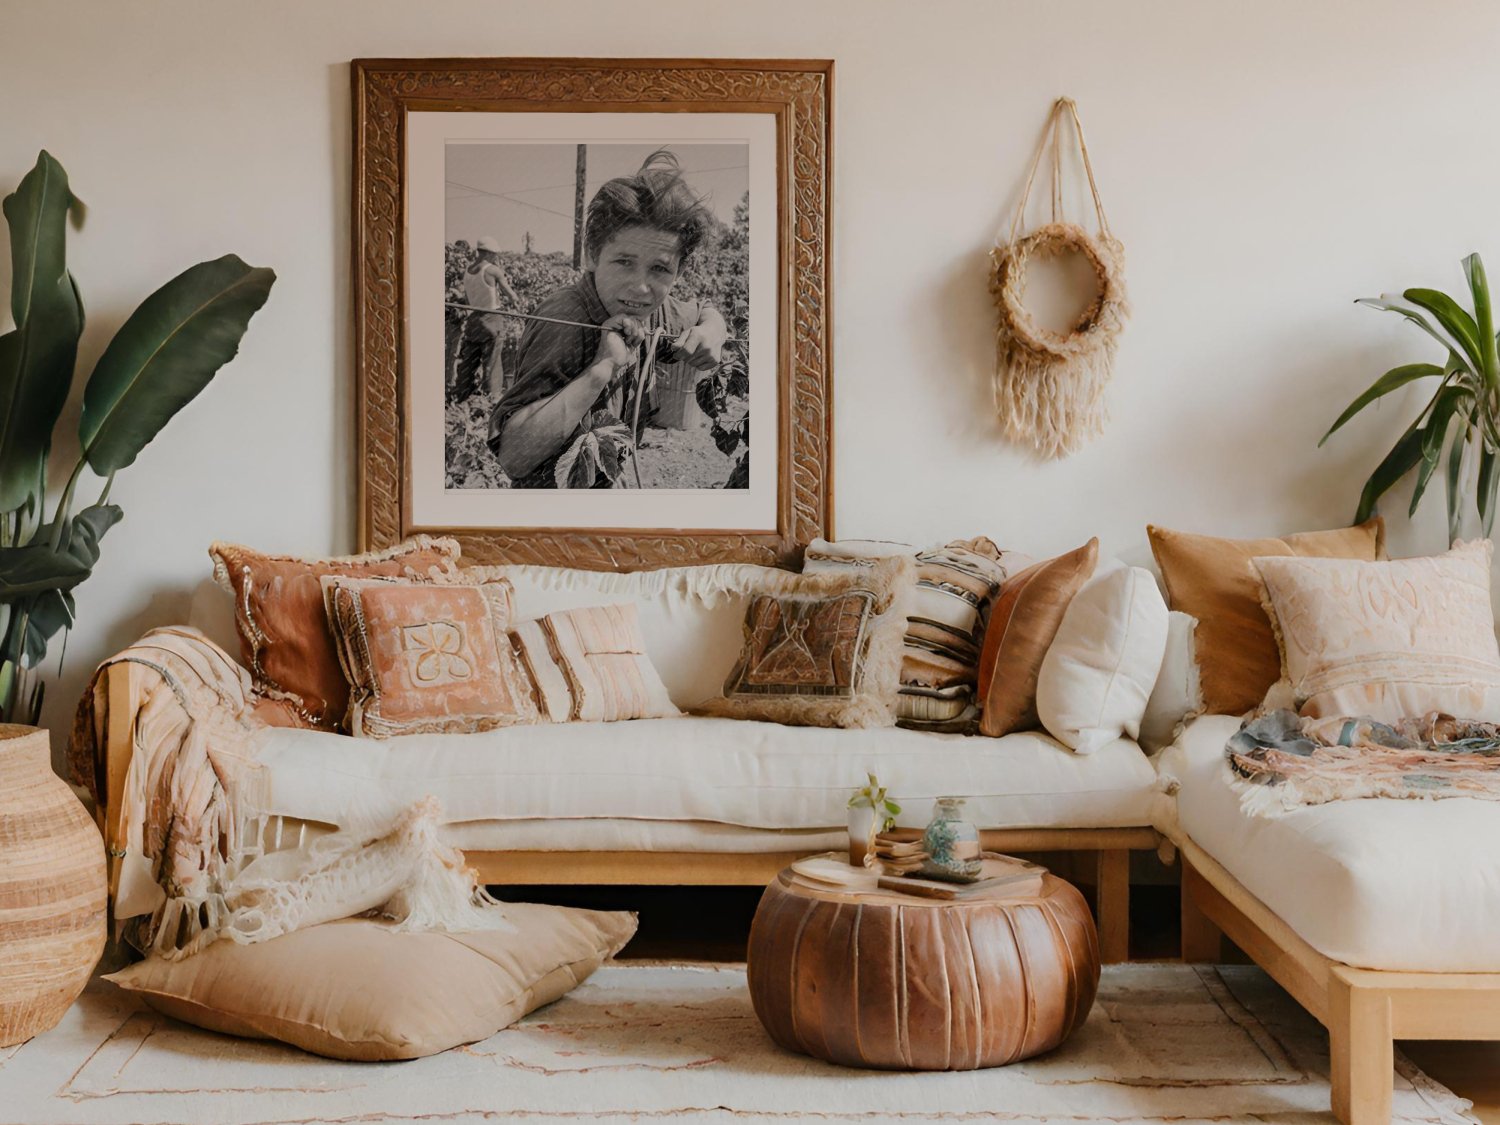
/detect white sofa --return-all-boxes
[98,560,1167,963]
[1159,714,1500,1124]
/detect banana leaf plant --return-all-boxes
[1323,253,1500,545]
[0,151,274,725]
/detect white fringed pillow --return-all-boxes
[1035,564,1169,754]
[1254,540,1500,722]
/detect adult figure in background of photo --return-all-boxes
[451,235,520,404]
[489,150,728,489]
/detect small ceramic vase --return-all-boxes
[847,804,878,866]
[921,796,983,882]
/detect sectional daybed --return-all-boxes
[87,555,1163,966]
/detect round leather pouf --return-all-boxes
[0,725,107,1047]
[747,867,1099,1070]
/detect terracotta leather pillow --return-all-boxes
[323,574,540,738]
[1147,518,1385,716]
[210,537,461,730]
[104,903,637,1061]
[977,539,1099,738]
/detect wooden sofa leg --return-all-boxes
[1328,968,1393,1125]
[1179,858,1224,963]
[1094,849,1129,964]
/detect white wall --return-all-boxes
[2,0,1497,748]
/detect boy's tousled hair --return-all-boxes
[584,149,712,267]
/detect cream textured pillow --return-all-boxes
[1138,611,1203,752]
[104,904,637,1061]
[510,603,679,723]
[1254,540,1500,722]
[1035,564,1169,754]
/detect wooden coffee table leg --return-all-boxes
[1095,848,1129,964]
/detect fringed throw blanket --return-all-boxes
[69,627,510,960]
[1226,708,1500,816]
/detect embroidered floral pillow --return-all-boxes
[322,575,539,738]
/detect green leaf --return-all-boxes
[1410,387,1469,517]
[1446,414,1469,544]
[1320,363,1443,445]
[0,542,90,598]
[79,255,274,474]
[1481,447,1500,536]
[1357,295,1473,367]
[0,151,84,513]
[56,503,121,568]
[1355,422,1426,524]
[1404,287,1484,373]
[1463,253,1499,388]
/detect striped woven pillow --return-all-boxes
[803,538,1026,732]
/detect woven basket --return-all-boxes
[0,724,106,1046]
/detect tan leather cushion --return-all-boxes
[104,904,637,1061]
[1147,518,1385,716]
[322,575,540,738]
[210,537,461,730]
[977,539,1099,737]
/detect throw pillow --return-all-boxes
[1254,539,1500,722]
[104,903,637,1061]
[803,537,1025,731]
[1146,518,1385,716]
[510,603,679,723]
[1137,611,1203,752]
[210,537,461,730]
[1035,564,1170,754]
[976,538,1099,738]
[322,574,539,738]
[700,554,916,729]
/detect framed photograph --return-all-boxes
[352,58,833,569]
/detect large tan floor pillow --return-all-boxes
[105,903,636,1060]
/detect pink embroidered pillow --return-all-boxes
[510,603,679,723]
[322,574,539,738]
[1254,540,1500,722]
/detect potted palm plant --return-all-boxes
[1323,253,1500,544]
[0,151,274,724]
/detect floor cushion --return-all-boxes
[104,902,637,1060]
[1158,714,1500,972]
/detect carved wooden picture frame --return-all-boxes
[352,58,832,569]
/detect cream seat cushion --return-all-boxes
[1158,714,1500,972]
[246,716,1159,832]
[105,903,637,1060]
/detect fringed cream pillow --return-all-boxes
[698,555,916,729]
[1254,540,1500,723]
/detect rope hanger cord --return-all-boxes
[990,96,1130,462]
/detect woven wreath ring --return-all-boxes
[990,222,1126,360]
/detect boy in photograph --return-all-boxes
[451,235,520,403]
[489,150,728,488]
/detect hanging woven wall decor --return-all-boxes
[990,97,1129,460]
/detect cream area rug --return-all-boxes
[0,962,1475,1124]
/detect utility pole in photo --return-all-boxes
[572,144,587,270]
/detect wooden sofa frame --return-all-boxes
[1179,835,1500,1125]
[99,661,1157,963]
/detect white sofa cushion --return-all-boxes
[249,716,1158,834]
[1158,714,1500,972]
[1035,564,1168,754]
